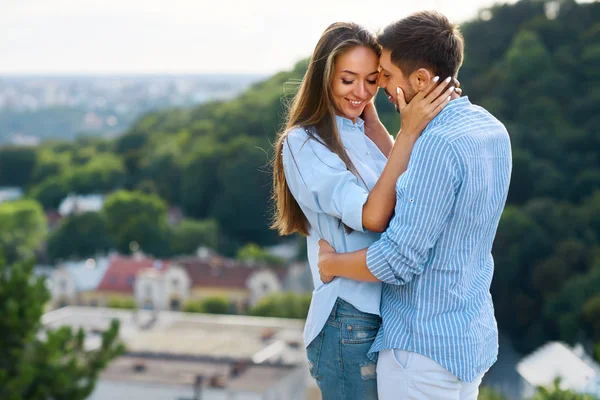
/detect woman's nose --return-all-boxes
[355,82,368,99]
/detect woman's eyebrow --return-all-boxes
[341,70,380,76]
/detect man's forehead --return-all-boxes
[379,50,393,69]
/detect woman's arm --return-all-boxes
[361,78,456,233]
[362,101,394,157]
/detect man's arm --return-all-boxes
[319,133,461,285]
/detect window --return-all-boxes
[145,284,152,297]
[172,278,179,289]
[60,280,67,291]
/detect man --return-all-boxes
[317,11,512,400]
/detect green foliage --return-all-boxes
[237,243,283,265]
[249,292,311,319]
[47,212,113,262]
[102,190,169,256]
[67,153,126,195]
[0,146,38,188]
[169,219,220,256]
[532,378,598,400]
[0,199,47,264]
[0,258,124,400]
[478,387,506,400]
[107,296,137,310]
[183,296,230,314]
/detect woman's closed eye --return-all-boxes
[342,79,378,85]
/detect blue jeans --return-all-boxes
[306,298,381,399]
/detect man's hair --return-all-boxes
[378,11,464,79]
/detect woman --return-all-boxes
[271,22,455,398]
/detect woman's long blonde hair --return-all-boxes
[271,22,381,236]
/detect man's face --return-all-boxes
[378,49,416,112]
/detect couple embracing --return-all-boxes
[271,10,512,400]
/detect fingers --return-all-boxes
[424,76,452,104]
[429,84,456,110]
[430,89,454,117]
[396,87,407,110]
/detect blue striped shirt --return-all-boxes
[366,97,512,383]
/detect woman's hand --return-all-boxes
[361,100,394,156]
[396,76,457,139]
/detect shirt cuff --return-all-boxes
[366,239,398,284]
[341,186,368,233]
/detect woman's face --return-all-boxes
[331,46,380,123]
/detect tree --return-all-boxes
[67,153,126,194]
[210,136,277,246]
[29,176,70,210]
[249,292,311,319]
[0,146,38,188]
[478,387,506,400]
[0,200,47,264]
[0,258,124,400]
[236,243,283,265]
[183,296,230,314]
[107,296,136,310]
[169,219,220,256]
[102,190,169,256]
[532,378,597,400]
[46,212,113,262]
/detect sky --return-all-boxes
[0,0,521,75]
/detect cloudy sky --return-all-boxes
[1,0,519,74]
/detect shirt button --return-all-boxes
[347,325,353,331]
[366,151,370,155]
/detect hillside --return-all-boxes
[0,0,599,357]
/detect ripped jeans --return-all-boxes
[306,298,381,400]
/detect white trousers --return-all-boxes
[376,349,484,400]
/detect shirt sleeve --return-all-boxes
[366,134,461,285]
[281,127,369,233]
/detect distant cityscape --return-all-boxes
[0,74,265,145]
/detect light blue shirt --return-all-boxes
[282,116,387,347]
[366,97,512,382]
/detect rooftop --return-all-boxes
[100,355,297,392]
[42,306,306,364]
[175,256,287,290]
[96,254,169,293]
[517,341,600,393]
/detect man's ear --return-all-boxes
[410,68,435,92]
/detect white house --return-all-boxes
[0,187,23,203]
[133,263,191,311]
[50,257,110,307]
[517,341,600,398]
[246,268,282,308]
[58,194,104,216]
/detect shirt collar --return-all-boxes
[335,115,365,132]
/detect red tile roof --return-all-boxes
[175,256,287,290]
[96,254,170,293]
